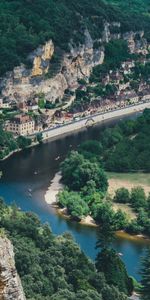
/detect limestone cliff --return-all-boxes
[0,25,149,104]
[0,30,105,103]
[0,237,26,300]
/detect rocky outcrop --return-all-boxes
[123,31,148,54]
[31,40,54,77]
[63,29,104,89]
[0,25,149,104]
[0,30,104,103]
[0,237,26,300]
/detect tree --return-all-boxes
[66,193,89,220]
[79,140,103,160]
[36,133,43,143]
[102,285,129,300]
[130,187,147,211]
[92,201,127,234]
[17,136,31,149]
[58,190,89,220]
[140,249,150,300]
[61,151,108,192]
[96,248,133,295]
[114,188,130,204]
[147,193,150,216]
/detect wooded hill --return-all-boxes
[0,0,150,75]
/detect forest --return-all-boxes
[0,0,150,76]
[0,198,133,300]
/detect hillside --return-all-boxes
[0,0,150,76]
[0,199,130,300]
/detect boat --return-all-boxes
[28,188,32,193]
[118,252,123,256]
[55,156,60,161]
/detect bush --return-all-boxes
[114,188,130,204]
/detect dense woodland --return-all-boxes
[0,0,150,76]
[0,199,133,300]
[79,109,150,172]
[59,109,150,236]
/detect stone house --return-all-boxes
[7,114,35,136]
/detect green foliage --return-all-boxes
[0,127,18,159]
[114,188,130,204]
[140,249,150,300]
[131,276,142,293]
[90,40,130,83]
[61,151,108,192]
[130,187,147,211]
[36,132,43,143]
[60,110,150,235]
[78,140,103,161]
[94,109,150,172]
[126,219,144,235]
[93,202,128,247]
[38,97,45,109]
[132,62,150,82]
[0,0,149,75]
[0,127,32,159]
[96,248,133,296]
[58,190,89,220]
[0,200,129,300]
[17,136,32,149]
[101,285,128,300]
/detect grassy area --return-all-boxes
[107,172,150,195]
[112,203,136,220]
[107,172,150,219]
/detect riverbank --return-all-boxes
[1,101,150,162]
[0,141,39,162]
[116,231,150,244]
[37,101,150,143]
[44,172,63,205]
[0,148,21,161]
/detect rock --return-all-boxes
[123,31,148,54]
[0,26,149,105]
[0,30,104,103]
[31,40,54,76]
[0,237,26,300]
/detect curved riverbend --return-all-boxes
[0,113,149,280]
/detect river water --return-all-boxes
[0,114,149,280]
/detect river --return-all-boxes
[0,113,149,280]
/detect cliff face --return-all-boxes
[0,25,149,104]
[0,237,26,300]
[0,29,105,103]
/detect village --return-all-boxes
[0,54,150,138]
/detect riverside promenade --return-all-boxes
[30,101,150,141]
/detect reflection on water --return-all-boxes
[0,113,149,280]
